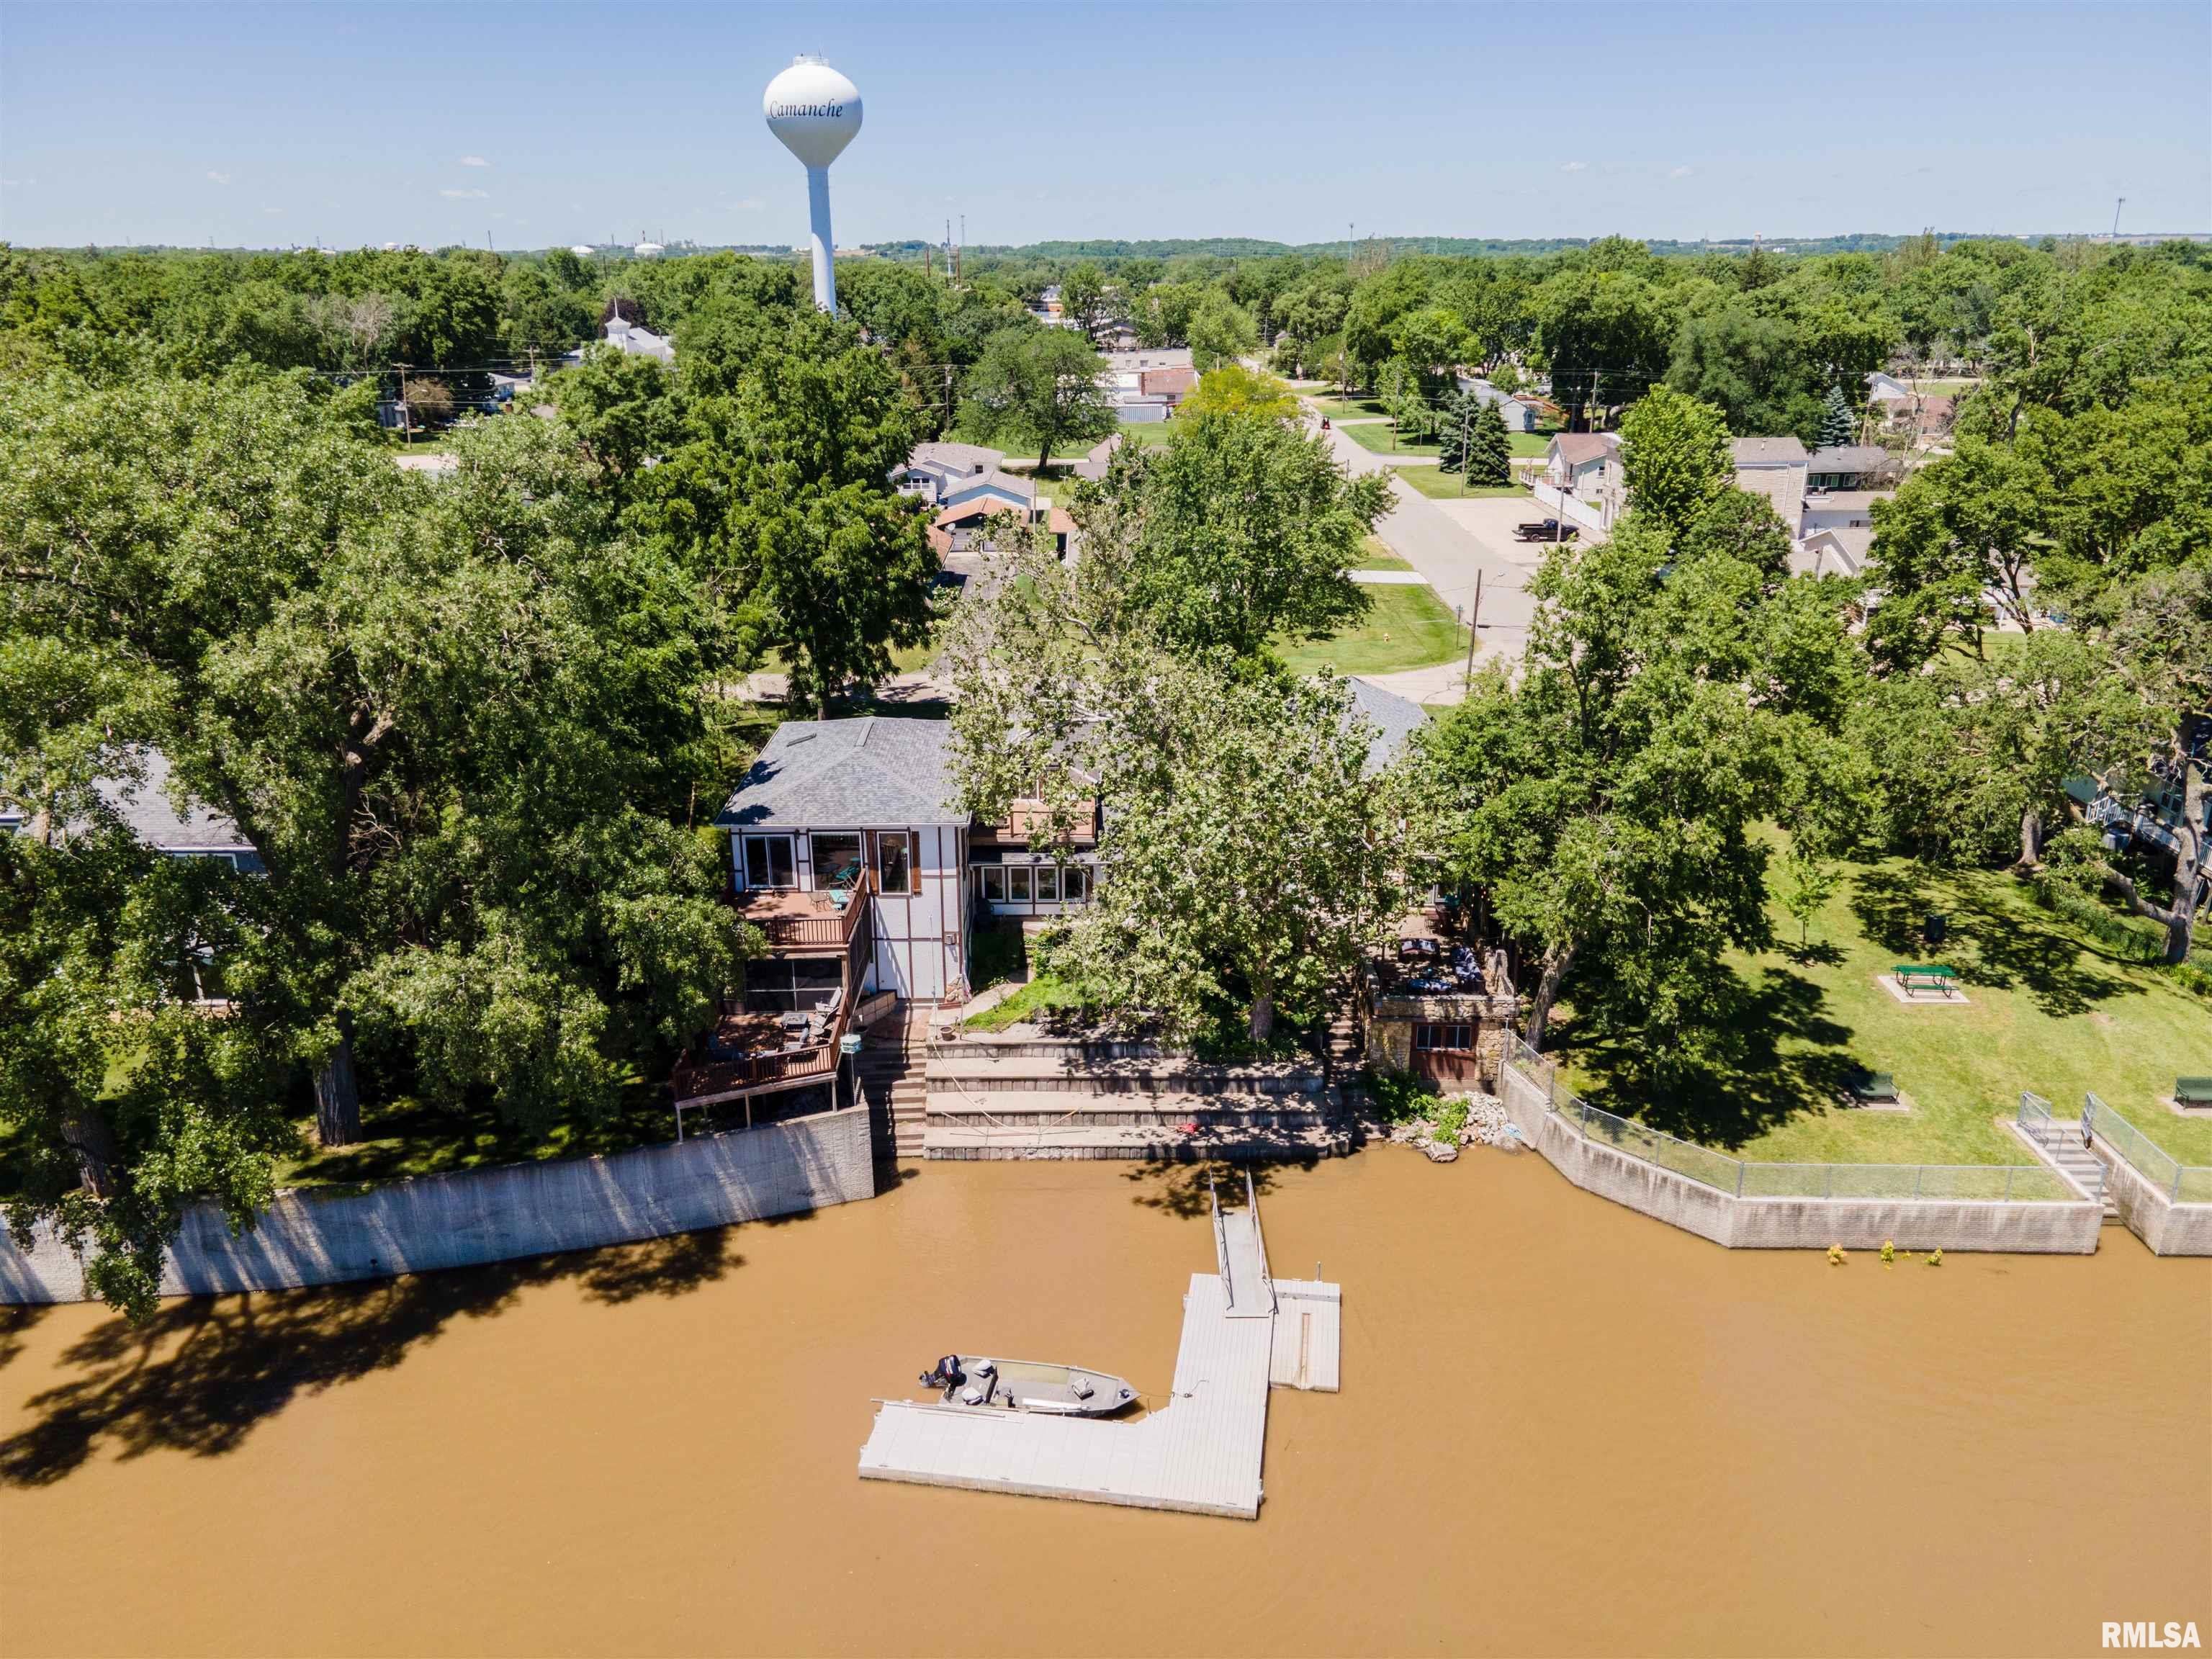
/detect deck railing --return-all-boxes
[1502,1037,2076,1204]
[2084,1092,2212,1204]
[673,887,876,1109]
[735,867,878,950]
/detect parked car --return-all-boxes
[1514,518,1578,542]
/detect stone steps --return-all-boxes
[926,1090,1329,1130]
[858,1003,934,1159]
[925,1120,1353,1161]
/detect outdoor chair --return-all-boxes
[2177,1076,2212,1109]
[1848,1071,1898,1104]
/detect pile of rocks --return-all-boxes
[1459,1092,1521,1151]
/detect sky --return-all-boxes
[2,1,2207,252]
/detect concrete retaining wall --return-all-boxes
[0,1105,876,1304]
[1499,1065,2102,1254]
[2089,1142,2212,1256]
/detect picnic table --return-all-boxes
[1893,963,1959,998]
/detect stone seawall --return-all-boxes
[1498,1064,2102,1254]
[2090,1141,2212,1256]
[0,1105,876,1304]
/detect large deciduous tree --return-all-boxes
[1617,384,1735,539]
[960,324,1115,469]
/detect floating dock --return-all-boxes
[856,1176,1339,1520]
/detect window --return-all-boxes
[811,832,863,890]
[979,866,1005,903]
[1414,1024,1473,1053]
[1064,866,1088,902]
[876,831,917,894]
[1007,866,1033,902]
[742,834,795,890]
[1035,865,1060,903]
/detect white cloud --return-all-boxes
[460,155,491,168]
[729,196,765,212]
[1668,165,1694,179]
[441,187,489,199]
[207,170,232,185]
[1560,160,1587,174]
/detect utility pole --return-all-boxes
[2110,197,2126,241]
[1462,569,1483,686]
[1460,396,1473,496]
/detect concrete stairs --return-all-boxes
[921,1035,1342,1160]
[856,1002,933,1161]
[2015,1119,2120,1220]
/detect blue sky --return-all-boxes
[2,2,2206,251]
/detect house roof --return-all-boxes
[907,441,1004,476]
[1806,444,1889,474]
[935,497,1033,528]
[1072,433,1121,480]
[1790,525,1874,578]
[1550,433,1615,467]
[1346,678,1429,776]
[716,718,962,832]
[944,468,1037,505]
[1803,489,1894,512]
[1732,436,1808,466]
[91,747,256,855]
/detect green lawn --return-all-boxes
[1274,582,1465,676]
[1341,422,1442,459]
[964,968,1096,1033]
[1353,536,1411,572]
[1115,422,1177,448]
[1303,393,1390,420]
[1390,469,1531,503]
[1556,845,2212,1169]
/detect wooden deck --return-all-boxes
[855,1183,1339,1520]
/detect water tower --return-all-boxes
[763,55,863,312]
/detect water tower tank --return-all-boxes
[763,56,863,168]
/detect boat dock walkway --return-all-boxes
[856,1177,1339,1520]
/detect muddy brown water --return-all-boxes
[2,1151,2207,1658]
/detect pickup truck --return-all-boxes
[1514,518,1578,543]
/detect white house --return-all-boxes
[1455,375,1542,432]
[1789,525,1874,580]
[1799,489,1894,537]
[896,441,1005,506]
[562,312,674,368]
[1542,432,1623,526]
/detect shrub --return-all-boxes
[1370,1067,1440,1124]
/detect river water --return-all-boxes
[3,1150,2206,1657]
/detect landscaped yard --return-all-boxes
[1555,845,2212,1171]
[1303,393,1390,420]
[1352,536,1411,571]
[1274,580,1465,676]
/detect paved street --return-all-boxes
[1313,415,1545,670]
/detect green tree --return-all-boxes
[1187,290,1259,372]
[1071,412,1390,658]
[959,325,1115,469]
[0,366,742,1311]
[1059,262,1110,341]
[1411,500,1866,1082]
[1179,363,1297,421]
[1866,438,2046,667]
[1817,383,1857,449]
[1437,390,1509,485]
[1530,264,1676,431]
[1385,305,1475,398]
[1617,384,1735,538]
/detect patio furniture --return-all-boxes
[1892,963,1958,998]
[2177,1076,2212,1109]
[1849,1071,1898,1104]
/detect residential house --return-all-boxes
[1454,375,1542,432]
[1139,366,1197,401]
[1804,445,1892,491]
[1865,370,1913,408]
[929,496,1074,559]
[714,716,1100,1012]
[1730,436,1809,532]
[561,309,675,368]
[896,441,1006,506]
[939,466,1037,517]
[1542,432,1624,526]
[1,748,264,872]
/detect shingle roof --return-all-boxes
[908,441,1004,475]
[1791,525,1874,578]
[1346,678,1430,776]
[1805,444,1889,474]
[91,747,256,854]
[715,718,962,831]
[1803,489,1894,511]
[1550,433,1615,467]
[1732,436,1808,466]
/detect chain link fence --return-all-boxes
[2084,1092,2212,1205]
[1503,1038,2076,1204]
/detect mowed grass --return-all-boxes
[1341,422,1442,458]
[1303,393,1390,419]
[1390,469,1531,502]
[1274,581,1465,675]
[1557,846,2212,1169]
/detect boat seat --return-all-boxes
[961,1385,986,1406]
[1069,1375,1094,1400]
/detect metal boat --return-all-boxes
[918,1354,1138,1416]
